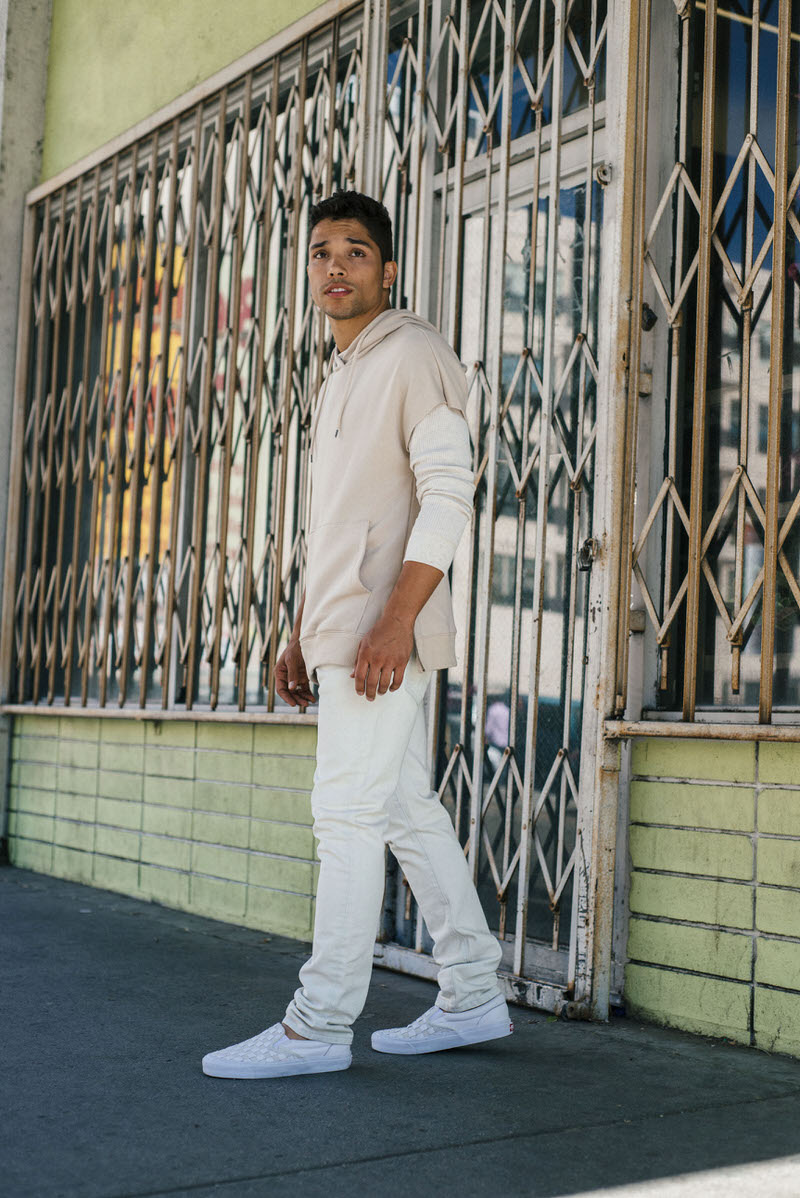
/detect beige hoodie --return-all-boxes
[300,308,470,679]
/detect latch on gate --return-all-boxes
[577,537,598,571]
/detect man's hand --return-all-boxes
[350,560,444,700]
[351,611,414,700]
[275,639,315,708]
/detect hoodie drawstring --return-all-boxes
[309,329,366,459]
[331,335,364,439]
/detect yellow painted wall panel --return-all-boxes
[754,987,800,1056]
[759,790,800,837]
[630,780,754,831]
[625,963,751,1042]
[42,0,334,180]
[627,918,752,980]
[755,939,800,992]
[631,738,755,783]
[629,824,753,880]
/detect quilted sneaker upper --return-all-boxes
[202,1022,352,1078]
[382,1007,449,1043]
[208,1023,289,1064]
[371,994,513,1055]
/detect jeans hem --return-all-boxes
[435,984,504,1014]
[281,1012,354,1047]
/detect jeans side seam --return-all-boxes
[297,681,395,1038]
[389,785,473,964]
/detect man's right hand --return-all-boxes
[275,639,315,708]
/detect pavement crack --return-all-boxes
[113,1086,800,1198]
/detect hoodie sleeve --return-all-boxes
[401,329,469,448]
[403,404,474,573]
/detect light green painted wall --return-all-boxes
[41,0,333,181]
[625,737,800,1060]
[8,714,319,941]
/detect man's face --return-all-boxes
[307,218,396,322]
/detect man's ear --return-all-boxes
[383,260,398,290]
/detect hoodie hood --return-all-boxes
[309,308,446,457]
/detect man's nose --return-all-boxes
[327,257,346,275]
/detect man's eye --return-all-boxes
[311,247,366,257]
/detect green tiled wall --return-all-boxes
[625,738,800,1059]
[7,715,318,941]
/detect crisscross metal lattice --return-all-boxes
[3,11,364,712]
[372,0,608,995]
[616,0,800,723]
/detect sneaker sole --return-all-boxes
[202,1054,352,1079]
[371,1021,514,1056]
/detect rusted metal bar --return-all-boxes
[98,150,140,707]
[266,43,308,711]
[32,190,67,703]
[731,2,760,694]
[0,701,318,725]
[467,160,498,880]
[606,718,800,744]
[139,120,180,707]
[48,192,81,703]
[613,0,652,715]
[355,0,372,190]
[161,108,202,709]
[559,62,598,970]
[211,75,253,708]
[758,0,791,724]
[428,0,470,852]
[119,134,159,705]
[64,172,100,704]
[81,158,120,706]
[185,94,228,709]
[237,62,280,712]
[409,0,428,312]
[695,0,800,42]
[0,203,37,703]
[681,0,717,720]
[515,0,562,977]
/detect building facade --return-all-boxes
[1,0,799,1058]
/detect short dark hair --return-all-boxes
[308,190,394,266]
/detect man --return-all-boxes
[202,191,510,1079]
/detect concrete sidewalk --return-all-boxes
[3,864,800,1198]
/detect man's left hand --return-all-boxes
[351,612,414,700]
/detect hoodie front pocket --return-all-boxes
[304,520,372,635]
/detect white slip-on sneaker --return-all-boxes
[202,1022,352,1079]
[371,994,514,1056]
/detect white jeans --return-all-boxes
[283,657,503,1045]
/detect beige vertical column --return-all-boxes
[578,0,647,1017]
[0,0,54,852]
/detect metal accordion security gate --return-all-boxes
[610,0,800,727]
[2,0,643,1015]
[372,0,613,1013]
